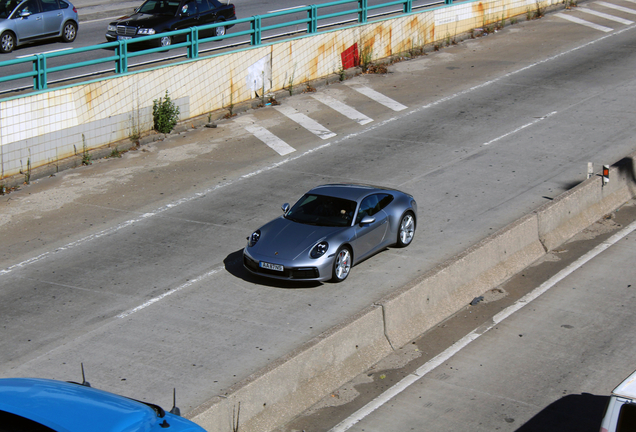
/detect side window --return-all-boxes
[357,194,381,224]
[0,410,57,432]
[197,0,211,12]
[15,0,40,16]
[180,1,197,15]
[377,194,393,211]
[40,0,60,12]
[59,0,69,8]
[617,403,636,432]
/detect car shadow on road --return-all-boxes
[224,249,322,289]
[515,393,607,432]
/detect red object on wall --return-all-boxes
[341,43,359,69]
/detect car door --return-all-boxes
[11,0,43,41]
[352,194,389,260]
[39,0,63,36]
[174,0,199,31]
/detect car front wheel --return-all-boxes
[0,31,15,53]
[159,35,172,47]
[61,21,77,43]
[396,211,415,247]
[331,246,352,282]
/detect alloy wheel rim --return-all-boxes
[400,215,414,244]
[65,25,75,40]
[335,249,351,280]
[2,35,12,51]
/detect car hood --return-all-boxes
[111,13,173,28]
[252,217,346,261]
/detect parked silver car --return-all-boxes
[243,184,417,283]
[0,0,78,53]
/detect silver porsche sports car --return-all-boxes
[243,184,417,282]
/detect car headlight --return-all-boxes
[107,24,117,32]
[247,230,260,247]
[310,241,329,259]
[137,28,156,35]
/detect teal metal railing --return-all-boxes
[0,0,442,92]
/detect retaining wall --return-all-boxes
[0,0,554,181]
[187,153,636,432]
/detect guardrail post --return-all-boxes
[188,27,199,58]
[445,0,453,4]
[307,5,318,33]
[403,0,412,13]
[33,54,47,90]
[251,15,262,45]
[115,40,128,74]
[358,0,368,23]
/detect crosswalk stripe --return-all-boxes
[274,105,336,139]
[344,84,408,111]
[310,94,373,125]
[555,12,613,31]
[243,124,296,156]
[578,7,634,24]
[596,1,636,14]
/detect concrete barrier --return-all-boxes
[187,153,636,432]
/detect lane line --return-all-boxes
[274,105,337,139]
[311,94,374,125]
[344,84,408,111]
[483,111,556,145]
[555,13,614,31]
[597,1,636,15]
[244,124,296,156]
[330,220,636,432]
[578,7,634,24]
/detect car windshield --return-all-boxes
[0,1,18,19]
[137,0,180,15]
[285,194,357,227]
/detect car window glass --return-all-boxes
[207,0,221,7]
[617,403,636,432]
[197,0,210,12]
[59,0,68,7]
[15,0,40,16]
[0,1,15,19]
[356,194,382,223]
[0,410,57,432]
[377,194,393,211]
[286,194,356,227]
[139,0,179,15]
[40,0,59,12]
[180,1,197,15]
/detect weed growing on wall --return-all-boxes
[153,90,180,134]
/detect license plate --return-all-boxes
[260,261,283,272]
[117,36,132,40]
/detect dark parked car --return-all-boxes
[0,377,207,432]
[244,184,417,283]
[105,0,236,47]
[0,0,78,53]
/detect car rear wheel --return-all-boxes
[214,21,226,37]
[331,246,352,282]
[0,31,15,54]
[396,211,415,247]
[61,21,77,43]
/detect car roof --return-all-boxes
[307,184,397,201]
[0,378,165,432]
[613,369,636,400]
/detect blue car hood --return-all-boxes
[253,217,346,261]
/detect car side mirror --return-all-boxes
[20,10,31,17]
[360,215,375,225]
[282,203,290,213]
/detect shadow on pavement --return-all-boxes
[516,393,608,432]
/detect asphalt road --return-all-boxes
[281,201,636,431]
[2,0,636,423]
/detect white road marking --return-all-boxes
[16,47,72,58]
[274,105,337,139]
[311,94,373,125]
[268,5,307,13]
[555,13,614,31]
[244,124,296,155]
[578,7,634,24]
[344,84,408,111]
[597,1,636,14]
[329,220,636,432]
[483,111,556,145]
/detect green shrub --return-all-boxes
[153,90,180,134]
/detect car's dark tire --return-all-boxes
[0,31,15,54]
[213,20,226,37]
[331,246,352,282]
[396,211,416,247]
[61,21,77,43]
